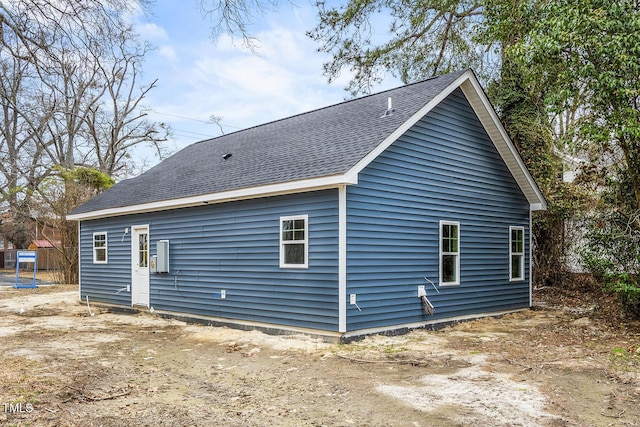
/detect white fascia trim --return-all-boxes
[344,71,474,182]
[459,77,547,211]
[77,221,82,301]
[338,185,347,333]
[67,174,358,221]
[529,210,533,307]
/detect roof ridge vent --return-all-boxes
[381,97,394,117]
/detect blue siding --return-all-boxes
[346,88,531,331]
[79,88,535,335]
[80,190,340,331]
[79,221,133,306]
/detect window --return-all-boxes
[138,232,148,268]
[440,221,460,285]
[93,232,108,264]
[280,215,308,268]
[510,226,525,281]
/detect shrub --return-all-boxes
[612,275,640,319]
[579,210,640,319]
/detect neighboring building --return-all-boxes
[28,240,61,250]
[27,239,61,271]
[0,211,60,269]
[68,69,546,341]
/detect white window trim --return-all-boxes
[93,231,108,264]
[510,226,525,281]
[439,220,460,286]
[279,215,309,269]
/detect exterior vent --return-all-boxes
[381,97,394,117]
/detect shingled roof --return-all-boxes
[68,69,545,220]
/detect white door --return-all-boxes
[131,225,150,307]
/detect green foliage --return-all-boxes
[580,206,640,318]
[35,166,114,284]
[514,0,640,211]
[613,279,640,320]
[487,57,587,285]
[610,345,640,369]
[477,0,538,46]
[311,0,581,287]
[310,0,640,297]
[310,0,486,94]
[55,166,115,191]
[507,0,640,305]
[487,60,555,189]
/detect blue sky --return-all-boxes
[129,0,400,169]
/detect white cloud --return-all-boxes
[136,2,400,167]
[158,45,177,62]
[149,30,340,126]
[136,21,169,41]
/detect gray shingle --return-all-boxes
[71,70,467,215]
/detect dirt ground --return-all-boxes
[1,278,639,427]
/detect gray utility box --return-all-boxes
[153,240,170,273]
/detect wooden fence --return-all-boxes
[0,248,60,271]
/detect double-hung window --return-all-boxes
[93,232,108,264]
[440,221,460,285]
[510,226,525,281]
[280,215,308,268]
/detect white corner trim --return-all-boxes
[338,185,347,333]
[77,221,82,301]
[67,174,358,221]
[529,211,533,307]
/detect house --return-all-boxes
[27,240,61,271]
[28,239,61,250]
[1,210,61,268]
[68,69,546,341]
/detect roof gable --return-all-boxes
[68,69,545,220]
